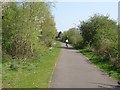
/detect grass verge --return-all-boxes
[80,48,120,81]
[3,42,61,88]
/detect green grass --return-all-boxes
[80,48,120,81]
[3,42,61,88]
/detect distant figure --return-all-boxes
[65,39,68,47]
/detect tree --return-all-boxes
[2,2,57,59]
[79,14,118,68]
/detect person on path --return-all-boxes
[65,39,68,47]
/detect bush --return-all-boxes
[2,2,57,59]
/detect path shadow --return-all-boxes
[56,46,76,50]
[88,82,120,89]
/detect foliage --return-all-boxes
[62,27,83,48]
[79,14,118,68]
[2,2,57,59]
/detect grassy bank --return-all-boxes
[80,48,120,81]
[3,42,61,88]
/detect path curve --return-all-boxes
[50,43,119,88]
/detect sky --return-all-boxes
[3,0,118,32]
[51,2,118,32]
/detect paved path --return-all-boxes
[50,43,119,88]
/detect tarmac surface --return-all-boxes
[50,43,119,88]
